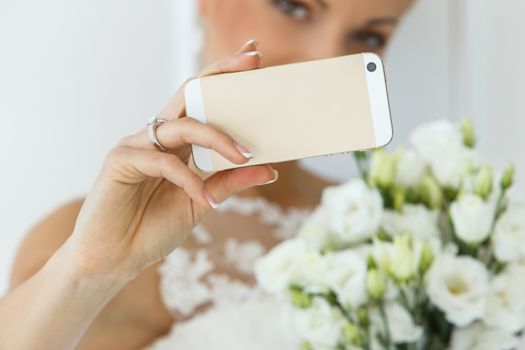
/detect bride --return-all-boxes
[1,0,415,349]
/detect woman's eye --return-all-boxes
[273,0,311,21]
[351,31,387,50]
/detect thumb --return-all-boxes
[196,164,278,215]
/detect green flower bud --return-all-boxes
[475,165,493,200]
[392,185,406,211]
[406,187,420,203]
[342,322,364,345]
[419,242,435,273]
[390,234,417,283]
[368,149,398,190]
[301,341,314,350]
[289,285,312,309]
[500,164,515,191]
[420,175,444,210]
[373,239,392,273]
[367,255,378,270]
[366,269,387,299]
[462,117,476,148]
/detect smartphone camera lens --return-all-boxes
[367,62,377,72]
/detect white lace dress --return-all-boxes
[144,195,314,350]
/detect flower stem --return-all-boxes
[378,300,391,348]
[353,151,369,181]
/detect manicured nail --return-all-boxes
[241,38,259,49]
[242,51,263,58]
[203,188,219,209]
[234,142,254,159]
[258,169,279,186]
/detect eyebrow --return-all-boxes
[314,0,328,9]
[313,1,398,27]
[367,17,398,26]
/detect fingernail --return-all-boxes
[234,142,254,159]
[242,51,263,58]
[241,38,259,49]
[258,169,279,186]
[203,188,219,209]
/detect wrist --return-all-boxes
[60,229,142,283]
[48,241,133,303]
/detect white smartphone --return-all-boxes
[184,52,392,173]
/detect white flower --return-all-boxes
[395,149,427,188]
[492,205,525,262]
[385,302,423,344]
[450,193,494,244]
[284,298,346,349]
[410,119,463,154]
[255,238,333,296]
[369,302,423,344]
[368,324,390,350]
[292,251,329,294]
[323,250,367,308]
[426,254,489,326]
[297,206,335,251]
[450,323,520,350]
[382,204,440,243]
[410,119,478,188]
[254,238,309,294]
[321,178,383,245]
[351,243,375,261]
[483,263,525,332]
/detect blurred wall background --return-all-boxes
[0,0,182,293]
[1,0,523,296]
[448,0,525,179]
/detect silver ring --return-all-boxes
[147,115,170,152]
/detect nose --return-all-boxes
[298,32,347,62]
[267,28,350,67]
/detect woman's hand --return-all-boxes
[63,39,277,281]
[0,40,276,350]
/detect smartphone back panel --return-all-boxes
[184,53,392,172]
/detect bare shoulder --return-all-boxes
[8,197,85,290]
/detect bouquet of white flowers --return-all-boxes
[255,119,525,350]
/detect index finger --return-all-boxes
[158,39,263,121]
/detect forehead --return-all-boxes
[322,0,414,24]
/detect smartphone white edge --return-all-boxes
[363,52,394,148]
[184,78,215,172]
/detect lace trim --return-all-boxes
[159,246,262,316]
[159,195,314,317]
[217,195,313,240]
[206,274,264,306]
[144,292,297,350]
[158,248,214,317]
[224,238,266,274]
[191,223,212,244]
